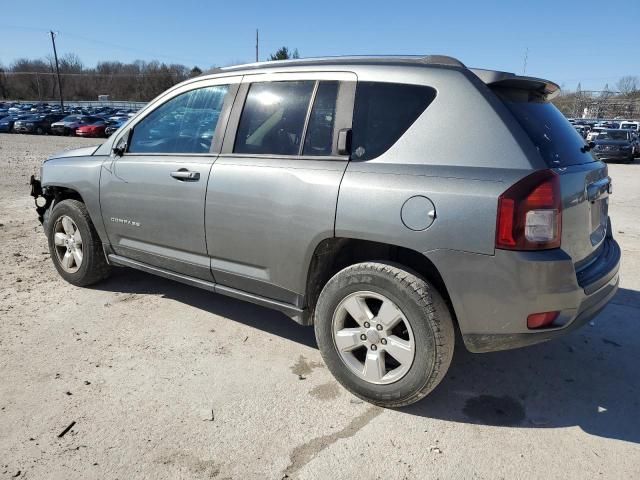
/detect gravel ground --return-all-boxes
[0,133,639,480]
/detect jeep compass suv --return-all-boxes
[30,55,621,407]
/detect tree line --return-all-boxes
[552,76,640,119]
[0,53,204,101]
[0,46,301,102]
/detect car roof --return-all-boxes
[200,54,559,99]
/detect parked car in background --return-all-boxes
[75,119,107,138]
[620,121,640,133]
[51,115,84,135]
[13,113,66,134]
[0,113,33,133]
[105,118,128,137]
[592,129,636,163]
[574,125,589,138]
[587,126,608,141]
[30,55,620,407]
[51,115,102,136]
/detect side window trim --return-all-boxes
[297,81,320,156]
[208,83,241,155]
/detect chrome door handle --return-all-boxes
[170,169,200,181]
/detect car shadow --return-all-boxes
[95,269,640,444]
[96,268,318,348]
[402,287,640,444]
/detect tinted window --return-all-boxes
[303,81,339,156]
[129,85,229,154]
[500,98,597,167]
[351,82,436,160]
[234,81,314,155]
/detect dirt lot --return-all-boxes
[0,133,639,479]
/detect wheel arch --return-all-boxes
[305,237,456,327]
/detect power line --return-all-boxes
[0,24,204,66]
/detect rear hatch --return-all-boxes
[480,72,611,269]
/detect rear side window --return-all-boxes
[499,95,596,167]
[351,82,436,160]
[234,81,315,155]
[303,81,339,156]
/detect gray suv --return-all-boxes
[30,55,621,407]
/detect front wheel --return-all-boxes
[314,262,455,407]
[47,199,111,286]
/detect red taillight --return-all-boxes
[496,170,562,250]
[527,311,559,329]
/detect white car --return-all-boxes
[620,121,640,133]
[587,127,608,141]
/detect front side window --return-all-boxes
[129,85,229,154]
[351,82,437,160]
[234,81,315,155]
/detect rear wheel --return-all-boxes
[314,262,455,407]
[47,199,111,286]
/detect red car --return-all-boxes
[75,120,107,138]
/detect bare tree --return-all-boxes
[617,76,639,95]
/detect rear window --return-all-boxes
[499,96,595,167]
[351,82,436,161]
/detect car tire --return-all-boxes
[314,261,455,407]
[36,127,43,135]
[47,199,111,287]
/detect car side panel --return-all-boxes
[205,156,348,306]
[40,155,109,242]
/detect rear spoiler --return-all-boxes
[470,68,561,101]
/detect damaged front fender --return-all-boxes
[30,175,52,225]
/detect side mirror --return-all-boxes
[337,128,352,156]
[112,130,129,156]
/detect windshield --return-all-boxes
[597,130,629,141]
[499,96,595,167]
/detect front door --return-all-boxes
[100,78,239,280]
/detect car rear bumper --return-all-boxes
[427,235,621,353]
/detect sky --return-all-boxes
[1,0,638,92]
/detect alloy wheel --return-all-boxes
[332,291,415,385]
[53,215,83,273]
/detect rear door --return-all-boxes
[205,72,356,305]
[498,92,611,268]
[100,77,240,280]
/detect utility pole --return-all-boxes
[49,30,64,110]
[522,47,528,75]
[255,29,259,62]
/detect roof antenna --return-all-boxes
[522,47,528,75]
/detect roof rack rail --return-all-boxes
[218,55,468,72]
[418,55,466,68]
